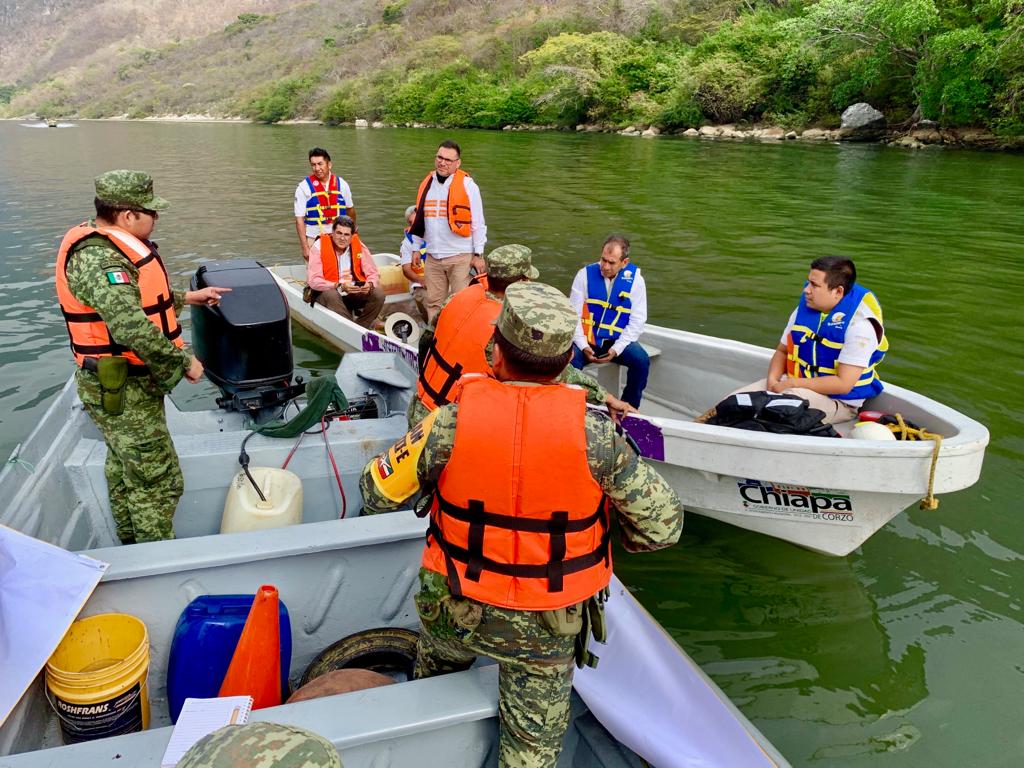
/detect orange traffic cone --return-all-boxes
[218,585,281,709]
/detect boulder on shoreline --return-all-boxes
[839,103,886,141]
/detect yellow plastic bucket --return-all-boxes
[45,613,151,744]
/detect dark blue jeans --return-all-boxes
[571,342,650,408]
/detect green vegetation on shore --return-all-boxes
[4,1,1023,136]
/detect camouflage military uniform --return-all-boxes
[408,244,609,426]
[62,171,191,543]
[178,722,343,768]
[361,283,683,768]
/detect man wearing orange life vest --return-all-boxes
[294,147,356,262]
[55,170,229,543]
[409,244,634,427]
[360,282,682,768]
[407,139,487,321]
[306,215,385,329]
[399,204,428,321]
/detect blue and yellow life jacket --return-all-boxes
[303,174,349,229]
[581,262,636,348]
[786,283,888,401]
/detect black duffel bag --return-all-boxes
[705,391,840,438]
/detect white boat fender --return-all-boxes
[850,421,897,441]
[384,311,421,345]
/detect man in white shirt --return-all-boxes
[407,139,487,321]
[294,147,355,262]
[568,234,650,408]
[719,256,888,424]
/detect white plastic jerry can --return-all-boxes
[221,467,304,533]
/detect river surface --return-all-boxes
[1,121,1021,766]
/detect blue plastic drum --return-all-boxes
[166,594,292,722]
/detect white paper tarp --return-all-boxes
[574,576,781,768]
[0,525,108,726]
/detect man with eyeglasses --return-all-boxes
[55,170,229,543]
[407,139,487,321]
[306,215,385,329]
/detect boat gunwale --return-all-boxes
[89,513,426,582]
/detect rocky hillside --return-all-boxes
[2,1,1021,138]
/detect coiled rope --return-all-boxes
[883,413,944,510]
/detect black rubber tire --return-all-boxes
[299,627,420,687]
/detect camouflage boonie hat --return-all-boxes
[178,722,343,768]
[495,282,575,357]
[94,170,170,210]
[485,244,540,280]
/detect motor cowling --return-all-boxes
[191,260,303,421]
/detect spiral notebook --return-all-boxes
[160,696,253,767]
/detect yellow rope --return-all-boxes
[883,413,943,510]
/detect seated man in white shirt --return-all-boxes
[723,255,888,424]
[306,215,385,329]
[399,205,428,321]
[568,234,650,408]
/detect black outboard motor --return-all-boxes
[191,259,305,422]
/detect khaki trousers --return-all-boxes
[423,252,472,322]
[731,379,858,424]
[315,285,386,329]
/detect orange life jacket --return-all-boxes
[470,272,489,291]
[417,284,497,410]
[415,169,473,238]
[422,376,611,610]
[55,223,184,370]
[319,233,368,283]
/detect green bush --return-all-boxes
[225,13,266,35]
[917,27,998,125]
[248,76,319,122]
[382,0,408,24]
[688,54,766,123]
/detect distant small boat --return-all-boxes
[46,119,57,128]
[269,261,990,557]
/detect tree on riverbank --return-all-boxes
[2,1,1022,136]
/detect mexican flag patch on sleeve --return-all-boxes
[106,269,131,285]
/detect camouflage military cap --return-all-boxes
[484,244,540,280]
[178,722,343,768]
[495,282,575,357]
[94,170,170,210]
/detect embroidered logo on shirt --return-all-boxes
[105,269,131,285]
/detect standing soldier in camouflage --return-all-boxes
[410,243,634,427]
[360,282,683,768]
[55,170,229,543]
[178,722,343,767]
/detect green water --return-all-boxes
[1,121,1021,766]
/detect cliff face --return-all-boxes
[0,0,302,87]
[0,0,626,118]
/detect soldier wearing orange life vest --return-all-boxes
[408,245,634,428]
[407,140,487,321]
[56,170,229,543]
[306,215,385,330]
[359,282,682,768]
